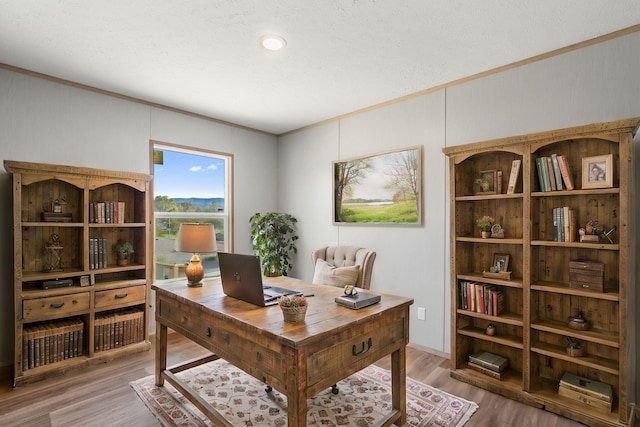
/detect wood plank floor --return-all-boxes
[0,332,632,426]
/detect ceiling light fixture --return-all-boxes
[260,34,286,51]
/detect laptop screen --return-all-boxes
[218,252,268,306]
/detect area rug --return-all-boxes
[131,359,477,427]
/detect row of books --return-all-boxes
[558,372,612,411]
[23,319,84,370]
[89,201,126,224]
[536,154,575,192]
[468,351,509,380]
[89,238,109,269]
[458,281,505,316]
[552,206,577,242]
[94,308,144,352]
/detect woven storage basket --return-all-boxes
[280,305,307,323]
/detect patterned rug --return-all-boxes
[131,359,477,426]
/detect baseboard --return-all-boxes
[631,403,637,425]
[407,342,450,359]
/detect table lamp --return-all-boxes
[175,223,216,287]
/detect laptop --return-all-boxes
[218,252,302,306]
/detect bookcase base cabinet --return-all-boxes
[5,161,153,388]
[443,119,638,427]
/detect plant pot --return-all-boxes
[486,324,497,336]
[566,346,585,357]
[117,254,130,266]
[280,305,307,323]
[481,231,491,239]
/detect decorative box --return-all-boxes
[569,261,604,292]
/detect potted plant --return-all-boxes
[249,212,299,277]
[115,240,134,266]
[476,215,494,238]
[566,337,585,357]
[278,294,308,323]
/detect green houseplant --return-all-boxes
[115,240,134,266]
[249,212,299,277]
[475,215,494,238]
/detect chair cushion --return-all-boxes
[312,259,360,287]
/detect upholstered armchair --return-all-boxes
[310,246,376,290]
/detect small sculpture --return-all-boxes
[43,233,63,272]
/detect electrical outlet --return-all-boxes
[417,307,426,320]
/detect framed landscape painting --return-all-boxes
[333,146,422,224]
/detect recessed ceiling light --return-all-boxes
[260,34,286,51]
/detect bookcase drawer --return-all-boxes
[23,293,90,322]
[95,285,146,309]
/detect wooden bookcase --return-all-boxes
[4,161,153,387]
[443,118,638,426]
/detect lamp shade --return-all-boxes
[175,223,217,254]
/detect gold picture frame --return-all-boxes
[333,146,422,224]
[582,154,613,189]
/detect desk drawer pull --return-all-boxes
[115,293,128,299]
[352,337,373,356]
[206,327,212,338]
[50,302,65,309]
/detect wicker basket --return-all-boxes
[280,305,307,323]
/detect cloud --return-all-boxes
[189,166,202,172]
[206,164,218,171]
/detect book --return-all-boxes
[551,154,564,190]
[558,384,612,411]
[491,289,505,316]
[559,372,613,402]
[535,158,545,191]
[546,157,557,191]
[469,351,509,372]
[335,292,381,309]
[557,155,574,190]
[538,157,551,191]
[506,159,521,194]
[468,361,507,380]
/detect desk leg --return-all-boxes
[287,389,307,427]
[391,345,407,426]
[156,322,168,387]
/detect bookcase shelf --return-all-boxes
[4,160,152,387]
[443,118,637,426]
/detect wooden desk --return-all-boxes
[153,277,413,426]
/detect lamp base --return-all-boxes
[185,254,205,288]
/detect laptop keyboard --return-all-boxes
[263,285,299,299]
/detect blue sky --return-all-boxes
[153,149,226,198]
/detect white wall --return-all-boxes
[0,69,279,366]
[278,32,640,367]
[1,30,639,405]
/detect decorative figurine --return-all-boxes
[43,233,64,272]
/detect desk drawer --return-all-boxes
[23,293,90,322]
[308,317,406,386]
[95,285,146,309]
[158,297,282,374]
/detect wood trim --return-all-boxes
[281,24,640,137]
[0,63,276,138]
[2,25,638,138]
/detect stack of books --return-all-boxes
[536,154,574,192]
[558,372,613,411]
[468,351,509,380]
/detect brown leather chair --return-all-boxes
[311,246,376,289]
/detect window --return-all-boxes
[152,142,232,281]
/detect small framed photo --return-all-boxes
[493,253,510,272]
[475,170,497,195]
[582,154,613,189]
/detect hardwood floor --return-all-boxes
[0,333,633,426]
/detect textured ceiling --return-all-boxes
[1,1,639,135]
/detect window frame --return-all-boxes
[150,140,233,283]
